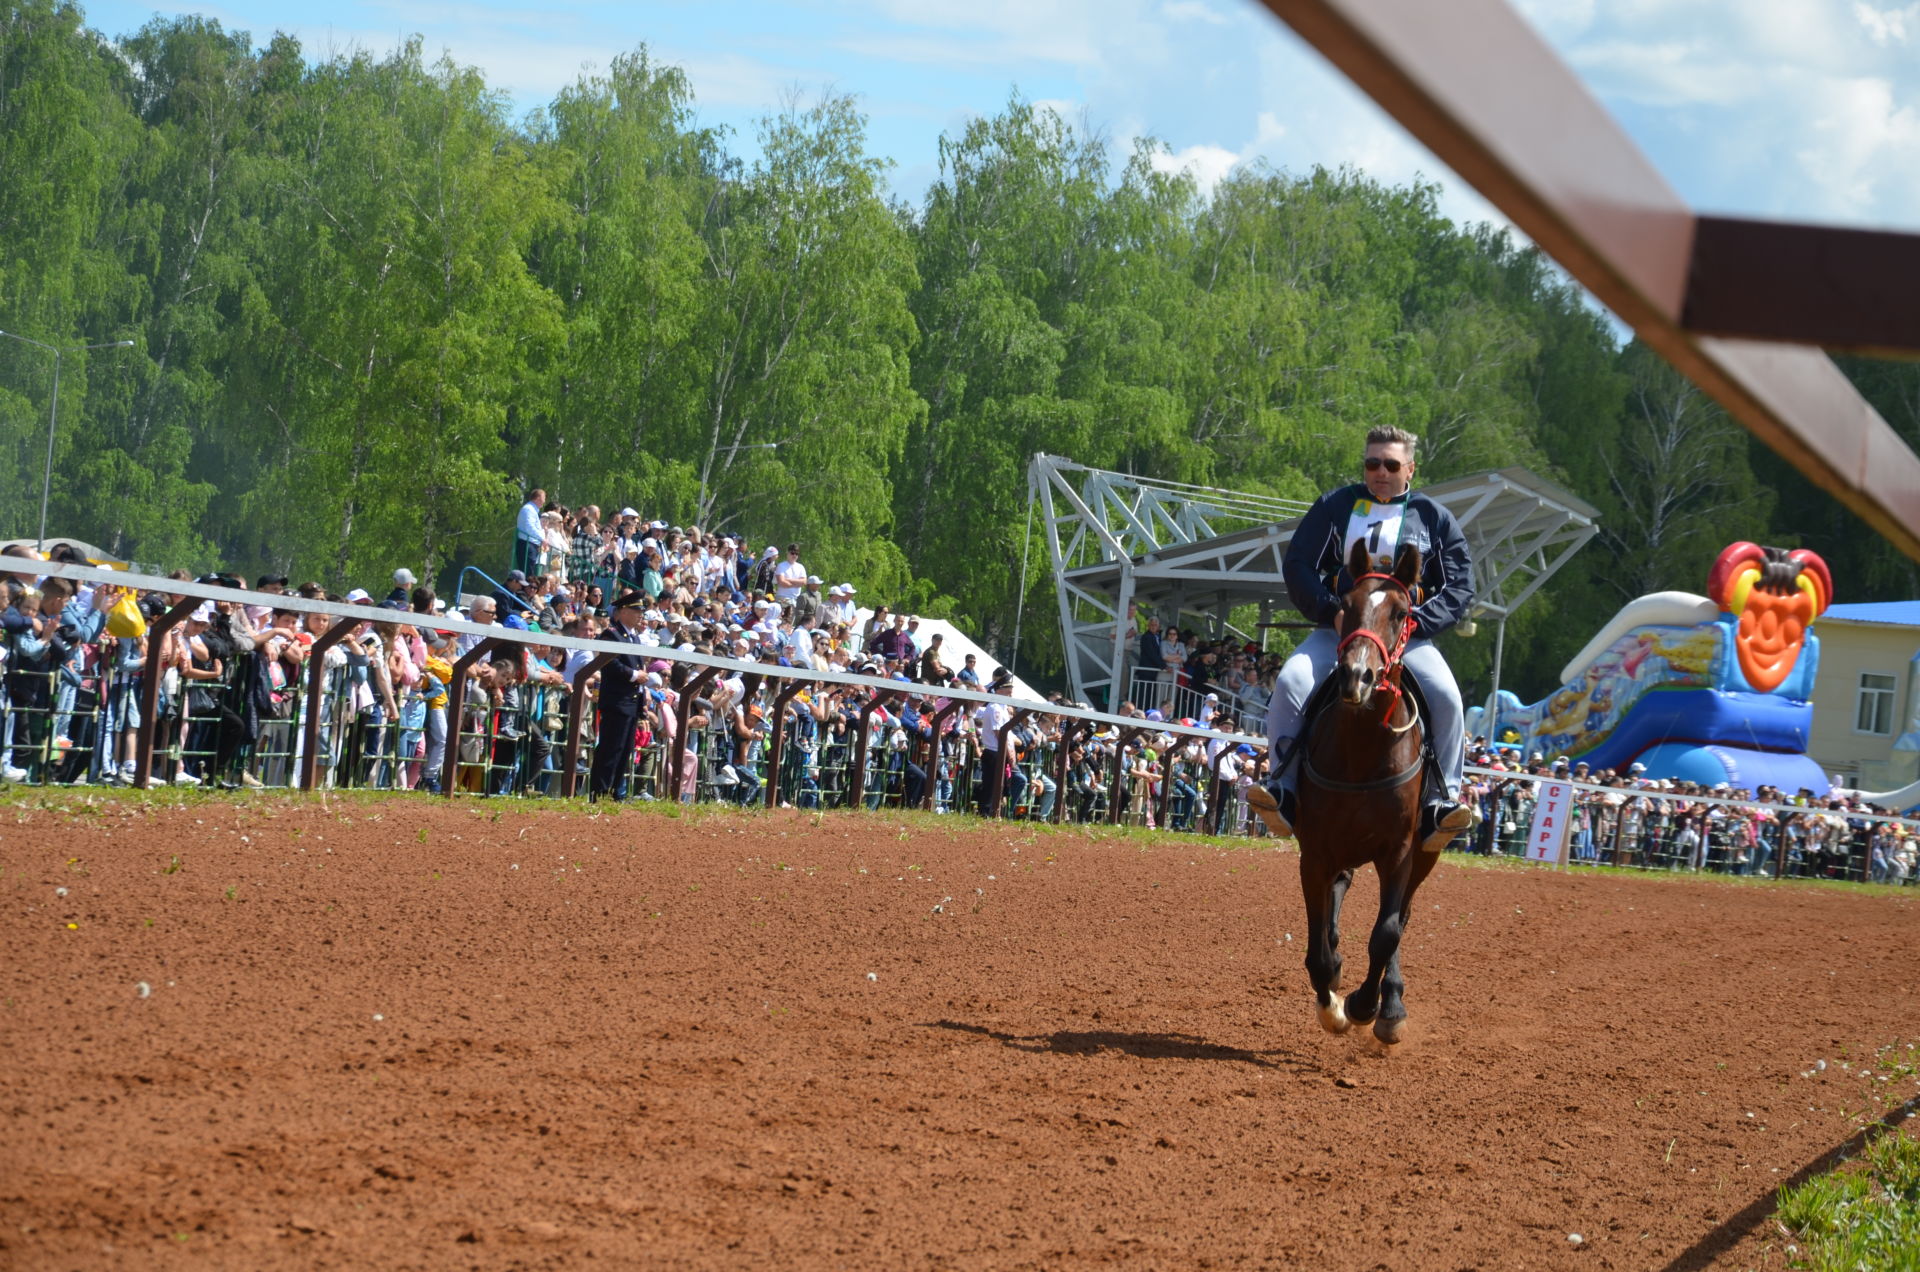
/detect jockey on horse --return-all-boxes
[1249,424,1477,854]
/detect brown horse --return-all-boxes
[1295,539,1438,1046]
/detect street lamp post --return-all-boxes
[0,329,137,555]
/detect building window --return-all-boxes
[1856,672,1897,735]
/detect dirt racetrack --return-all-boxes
[3,793,1917,1271]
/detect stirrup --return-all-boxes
[1246,784,1295,838]
[1419,800,1475,854]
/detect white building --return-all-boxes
[1808,601,1920,792]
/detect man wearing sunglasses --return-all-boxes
[1250,425,1475,853]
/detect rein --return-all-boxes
[1336,572,1421,735]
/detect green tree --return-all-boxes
[903,99,1132,653]
[1750,356,1920,606]
[1586,340,1770,604]
[521,49,711,514]
[67,14,285,567]
[229,39,563,586]
[690,92,922,593]
[0,0,144,549]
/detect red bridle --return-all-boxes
[1335,573,1419,723]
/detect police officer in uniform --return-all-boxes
[1249,425,1476,853]
[589,591,650,800]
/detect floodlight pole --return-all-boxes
[0,329,137,554]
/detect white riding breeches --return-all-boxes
[1262,627,1464,799]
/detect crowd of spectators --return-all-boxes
[1459,742,1918,883]
[0,506,1271,833]
[2,504,1915,880]
[1127,611,1280,733]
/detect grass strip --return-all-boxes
[1775,1125,1920,1271]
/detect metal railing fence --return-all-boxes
[1460,770,1920,883]
[0,564,1271,834]
[4,562,1914,882]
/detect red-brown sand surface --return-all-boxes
[3,793,1917,1271]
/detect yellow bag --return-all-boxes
[105,591,147,640]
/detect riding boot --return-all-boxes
[1419,798,1475,854]
[1246,784,1296,838]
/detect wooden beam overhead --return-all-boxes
[1259,0,1920,562]
[1684,216,1920,357]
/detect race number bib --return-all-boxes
[1344,499,1405,573]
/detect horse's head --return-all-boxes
[1335,539,1420,707]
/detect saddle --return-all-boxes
[1269,669,1441,801]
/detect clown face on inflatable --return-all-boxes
[1707,543,1832,693]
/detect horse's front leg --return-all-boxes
[1365,846,1442,1044]
[1342,857,1413,1035]
[1300,857,1353,1033]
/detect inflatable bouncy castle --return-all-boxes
[1469,543,1835,795]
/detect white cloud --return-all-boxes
[1542,0,1920,225]
[1233,31,1508,228]
[1794,74,1920,218]
[1567,39,1763,108]
[1854,1,1918,44]
[1150,141,1239,190]
[1160,0,1231,26]
[849,0,1110,66]
[1144,108,1282,195]
[1511,0,1596,42]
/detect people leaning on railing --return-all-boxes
[3,542,1916,875]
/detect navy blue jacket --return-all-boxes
[597,622,650,707]
[1136,627,1164,671]
[1283,483,1473,639]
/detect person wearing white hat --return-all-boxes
[823,586,857,631]
[745,545,778,595]
[792,574,825,628]
[384,568,417,608]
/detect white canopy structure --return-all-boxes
[1031,453,1600,711]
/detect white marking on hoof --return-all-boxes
[1317,999,1351,1034]
[1373,1016,1405,1046]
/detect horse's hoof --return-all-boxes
[1316,1001,1351,1034]
[1373,1016,1406,1045]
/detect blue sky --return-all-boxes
[81,0,1920,242]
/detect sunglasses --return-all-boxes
[1363,456,1406,473]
